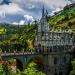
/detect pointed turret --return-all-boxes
[42,5,45,18]
[46,10,48,17]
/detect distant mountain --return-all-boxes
[49,3,75,31]
[0,23,22,35]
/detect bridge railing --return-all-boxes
[1,50,36,56]
[1,44,75,56]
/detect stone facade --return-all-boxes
[34,7,74,75]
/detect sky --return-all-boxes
[0,0,75,25]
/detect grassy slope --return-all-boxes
[49,3,75,31]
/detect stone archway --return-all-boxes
[27,55,44,70]
[16,59,23,71]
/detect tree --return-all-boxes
[0,61,3,75]
[2,61,9,75]
[22,62,46,75]
[69,59,75,75]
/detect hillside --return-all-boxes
[0,23,37,52]
[49,3,75,31]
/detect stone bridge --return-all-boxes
[1,49,74,70]
[0,44,75,74]
[0,44,74,75]
[1,52,49,71]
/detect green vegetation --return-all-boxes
[49,3,75,31]
[0,59,45,75]
[0,24,37,52]
[0,26,7,34]
[22,62,45,75]
[69,59,75,75]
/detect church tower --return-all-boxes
[34,6,50,52]
[38,6,50,32]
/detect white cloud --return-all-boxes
[12,22,18,25]
[19,20,25,25]
[24,15,34,21]
[0,3,24,15]
[12,20,25,25]
[0,0,72,16]
[10,0,71,17]
[12,14,34,25]
[50,8,62,15]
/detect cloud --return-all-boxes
[25,0,71,8]
[0,2,25,22]
[0,0,74,24]
[13,20,25,25]
[28,5,35,9]
[0,0,3,4]
[12,22,18,25]
[0,3,24,15]
[24,15,34,21]
[69,0,75,3]
[19,20,25,25]
[12,14,34,25]
[9,0,72,17]
[50,8,62,15]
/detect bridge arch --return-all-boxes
[15,58,23,71]
[26,55,44,70]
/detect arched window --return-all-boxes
[47,46,49,52]
[38,44,41,47]
[63,57,66,63]
[49,47,52,52]
[42,46,44,52]
[38,44,41,53]
[54,57,57,64]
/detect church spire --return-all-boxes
[42,5,45,17]
[46,10,48,16]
